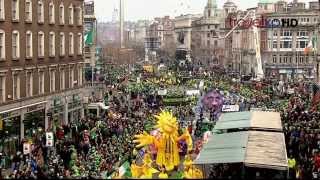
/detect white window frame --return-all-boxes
[12,30,20,59]
[38,31,44,57]
[69,32,74,55]
[69,4,74,25]
[70,68,74,88]
[49,1,55,24]
[77,33,82,55]
[0,75,6,103]
[25,0,32,22]
[78,67,83,86]
[26,31,33,58]
[50,70,55,92]
[12,0,19,21]
[26,71,33,97]
[12,73,20,100]
[60,69,65,90]
[59,3,65,25]
[77,7,82,25]
[38,70,44,94]
[49,32,55,56]
[0,0,4,20]
[38,0,44,23]
[60,32,65,56]
[0,30,5,60]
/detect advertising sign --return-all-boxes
[46,132,54,147]
[222,105,240,112]
[23,143,31,155]
[158,89,167,96]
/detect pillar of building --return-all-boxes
[20,111,25,140]
[64,97,69,125]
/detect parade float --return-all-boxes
[123,110,204,179]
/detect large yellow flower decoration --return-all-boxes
[134,110,190,171]
[154,111,178,135]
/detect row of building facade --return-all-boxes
[138,0,320,81]
[0,0,97,157]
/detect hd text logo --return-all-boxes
[229,16,299,28]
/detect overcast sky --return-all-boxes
[93,0,314,22]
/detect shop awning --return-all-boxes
[194,131,288,171]
[214,111,282,131]
[244,131,288,171]
[194,131,248,164]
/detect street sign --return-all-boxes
[46,132,54,147]
[23,143,31,155]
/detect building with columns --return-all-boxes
[191,0,225,66]
[0,0,85,156]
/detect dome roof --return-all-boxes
[223,0,237,8]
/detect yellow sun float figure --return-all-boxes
[133,110,193,172]
[183,154,204,179]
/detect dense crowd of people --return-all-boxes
[0,66,319,179]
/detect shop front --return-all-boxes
[0,101,46,168]
[47,97,65,131]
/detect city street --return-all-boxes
[1,0,320,179]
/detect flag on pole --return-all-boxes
[119,161,132,177]
[84,30,94,46]
[304,39,313,55]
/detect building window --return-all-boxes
[12,31,20,59]
[0,0,4,20]
[296,40,308,49]
[26,72,33,97]
[38,0,44,23]
[60,69,65,90]
[279,55,282,64]
[38,31,44,57]
[0,30,5,59]
[49,32,55,56]
[77,7,82,25]
[207,40,210,47]
[272,55,277,63]
[78,67,82,86]
[25,0,32,22]
[50,70,55,92]
[281,40,292,49]
[214,40,218,46]
[297,31,307,37]
[70,68,74,88]
[12,73,20,100]
[273,31,277,37]
[299,56,303,64]
[272,41,277,49]
[283,56,288,63]
[78,33,82,55]
[39,71,44,94]
[0,76,5,103]
[69,33,74,55]
[289,57,292,63]
[60,32,65,56]
[69,4,74,25]
[12,0,19,21]
[26,31,32,58]
[59,3,65,24]
[207,33,210,38]
[49,1,55,24]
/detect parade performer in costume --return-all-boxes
[134,110,192,171]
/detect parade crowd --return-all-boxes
[1,68,319,179]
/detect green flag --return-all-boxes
[119,161,132,178]
[85,30,94,46]
[312,35,317,52]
